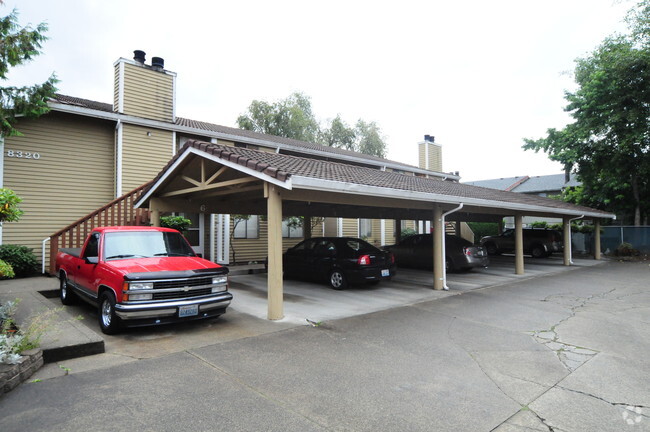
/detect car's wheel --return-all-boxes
[329,269,348,290]
[531,244,546,258]
[98,291,121,335]
[59,274,76,305]
[484,243,499,255]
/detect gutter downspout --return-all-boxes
[568,215,584,264]
[115,120,123,198]
[42,237,49,274]
[441,203,464,290]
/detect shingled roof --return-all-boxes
[50,94,441,178]
[141,139,613,219]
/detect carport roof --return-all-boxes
[137,140,615,220]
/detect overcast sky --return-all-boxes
[5,0,633,181]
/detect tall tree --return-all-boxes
[523,1,650,225]
[236,92,320,143]
[237,92,388,158]
[319,114,356,151]
[0,6,57,137]
[355,120,386,158]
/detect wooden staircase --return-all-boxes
[47,182,153,275]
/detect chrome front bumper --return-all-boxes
[114,292,233,320]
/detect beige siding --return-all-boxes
[384,219,396,245]
[121,124,174,191]
[121,62,174,122]
[3,113,115,262]
[418,142,443,172]
[113,64,120,112]
[229,218,302,263]
[365,219,382,246]
[418,142,426,169]
[342,218,358,237]
[323,217,338,236]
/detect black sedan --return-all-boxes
[384,234,489,272]
[283,237,396,290]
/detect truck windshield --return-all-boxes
[104,231,196,260]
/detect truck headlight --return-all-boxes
[130,282,154,290]
[212,275,228,293]
[212,276,227,285]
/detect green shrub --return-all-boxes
[615,242,639,257]
[160,216,192,233]
[467,222,500,243]
[0,259,15,279]
[0,245,38,278]
[0,188,23,223]
[400,228,417,239]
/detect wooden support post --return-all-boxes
[563,217,572,266]
[515,215,524,275]
[433,206,444,290]
[594,219,601,260]
[303,216,312,239]
[150,198,161,227]
[266,183,284,320]
[395,219,402,243]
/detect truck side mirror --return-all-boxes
[85,256,99,265]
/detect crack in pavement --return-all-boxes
[556,385,650,418]
[530,289,616,372]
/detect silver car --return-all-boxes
[384,234,489,272]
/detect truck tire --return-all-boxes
[484,242,500,256]
[98,291,122,335]
[531,244,546,258]
[59,274,77,305]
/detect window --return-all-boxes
[233,215,259,239]
[282,219,303,238]
[359,219,372,238]
[84,233,99,258]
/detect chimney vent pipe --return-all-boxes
[133,50,146,64]
[151,57,165,70]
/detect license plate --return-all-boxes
[381,269,390,277]
[179,304,198,317]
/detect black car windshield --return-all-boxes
[104,231,195,260]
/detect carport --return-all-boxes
[135,140,616,320]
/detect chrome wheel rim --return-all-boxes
[331,272,343,288]
[101,299,112,327]
[61,279,68,299]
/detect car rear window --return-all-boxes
[345,239,378,254]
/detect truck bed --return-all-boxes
[59,248,82,258]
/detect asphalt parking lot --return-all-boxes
[1,258,647,432]
[25,254,603,362]
[229,254,604,324]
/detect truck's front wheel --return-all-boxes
[98,291,121,335]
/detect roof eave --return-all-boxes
[290,176,616,220]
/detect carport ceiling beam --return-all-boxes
[194,184,263,199]
[161,176,259,198]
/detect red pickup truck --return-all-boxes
[55,226,232,334]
